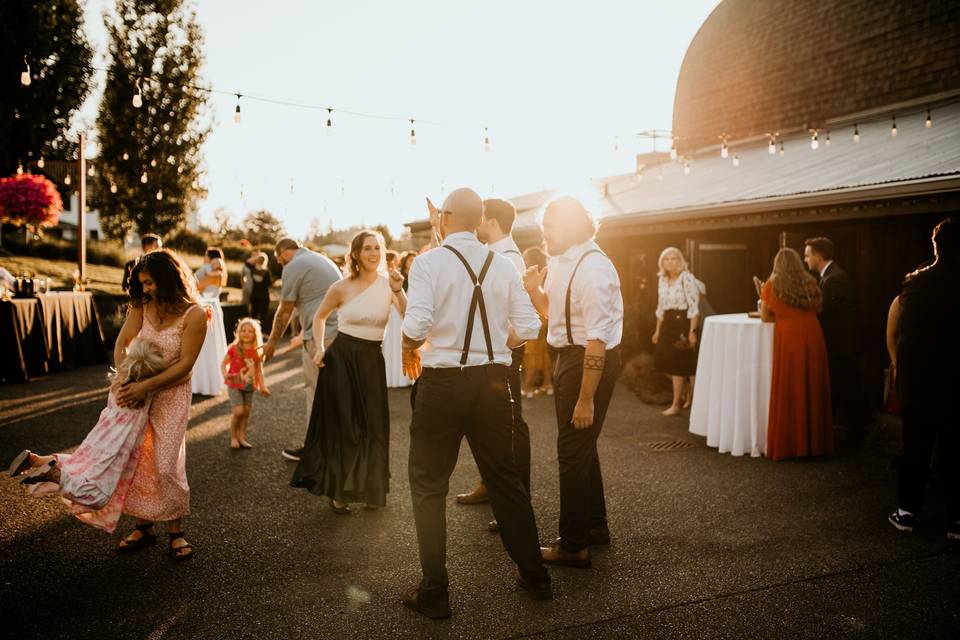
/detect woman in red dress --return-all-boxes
[761,248,833,461]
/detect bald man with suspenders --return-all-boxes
[400,188,551,619]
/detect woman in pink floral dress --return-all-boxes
[112,250,208,560]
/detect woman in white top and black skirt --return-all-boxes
[652,247,700,416]
[290,230,406,513]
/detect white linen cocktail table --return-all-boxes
[689,313,774,457]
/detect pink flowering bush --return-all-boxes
[0,173,64,228]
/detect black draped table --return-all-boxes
[0,292,109,383]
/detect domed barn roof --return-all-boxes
[671,0,960,154]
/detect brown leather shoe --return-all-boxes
[540,542,591,568]
[487,519,499,533]
[455,482,488,505]
[401,586,451,620]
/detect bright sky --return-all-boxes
[78,0,720,238]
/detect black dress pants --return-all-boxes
[408,364,548,607]
[554,345,621,552]
[829,352,865,439]
[897,405,959,524]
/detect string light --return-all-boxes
[683,158,691,175]
[122,151,129,161]
[87,164,95,177]
[132,78,143,108]
[326,109,333,136]
[140,171,148,184]
[670,139,678,160]
[925,109,932,128]
[64,173,71,185]
[110,183,118,194]
[890,116,897,137]
[810,130,819,150]
[20,56,31,86]
[234,94,241,124]
[156,189,163,201]
[720,137,729,159]
[483,127,491,152]
[825,130,831,147]
[853,123,860,143]
[409,119,416,146]
[768,135,776,155]
[732,151,740,167]
[613,136,619,152]
[779,140,785,156]
[37,155,44,169]
[150,159,157,168]
[16,161,24,175]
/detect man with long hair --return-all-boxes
[523,196,623,568]
[888,218,960,540]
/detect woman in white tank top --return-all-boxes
[289,230,406,513]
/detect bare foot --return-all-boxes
[661,406,682,416]
[230,439,241,449]
[682,401,692,410]
[239,440,253,449]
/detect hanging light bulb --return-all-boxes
[110,183,118,194]
[768,135,776,155]
[20,56,31,86]
[683,158,691,175]
[720,138,729,159]
[779,140,785,156]
[37,155,45,169]
[156,189,163,201]
[234,94,241,124]
[150,158,157,168]
[853,123,860,143]
[132,78,143,108]
[810,130,819,150]
[483,127,491,152]
[88,164,95,177]
[890,116,897,137]
[140,171,148,184]
[732,152,740,167]
[326,109,333,136]
[409,119,417,146]
[612,136,619,152]
[16,161,24,175]
[925,109,932,128]
[122,151,130,161]
[669,138,678,161]
[64,173,71,185]
[825,130,831,147]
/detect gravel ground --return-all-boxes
[1,351,957,640]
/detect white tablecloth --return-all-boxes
[689,313,774,457]
[191,298,227,396]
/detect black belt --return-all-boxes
[422,363,509,378]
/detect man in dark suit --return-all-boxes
[888,218,959,540]
[803,237,864,442]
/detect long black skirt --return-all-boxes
[291,332,390,506]
[654,309,698,376]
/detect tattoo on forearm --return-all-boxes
[584,355,605,371]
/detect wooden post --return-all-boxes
[77,132,87,291]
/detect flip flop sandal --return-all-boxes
[168,532,194,561]
[7,449,31,477]
[117,523,157,553]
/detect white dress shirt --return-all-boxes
[403,232,541,368]
[488,235,525,274]
[543,240,623,349]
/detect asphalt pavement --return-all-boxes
[1,351,957,639]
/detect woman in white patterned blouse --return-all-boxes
[652,247,700,415]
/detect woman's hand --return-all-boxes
[651,331,660,345]
[688,332,698,348]
[116,381,149,408]
[313,346,325,367]
[523,266,542,292]
[389,268,404,292]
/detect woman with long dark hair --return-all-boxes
[290,230,406,512]
[760,248,832,461]
[112,249,208,559]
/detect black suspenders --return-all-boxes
[565,249,604,345]
[443,245,496,365]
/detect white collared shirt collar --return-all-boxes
[488,235,524,273]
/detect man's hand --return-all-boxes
[427,197,440,230]
[402,347,422,381]
[571,398,594,430]
[523,265,542,292]
[262,339,277,362]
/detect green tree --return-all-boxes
[241,209,286,245]
[92,0,211,240]
[0,1,93,174]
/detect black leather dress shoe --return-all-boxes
[401,586,451,620]
[517,576,553,601]
[589,527,611,546]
